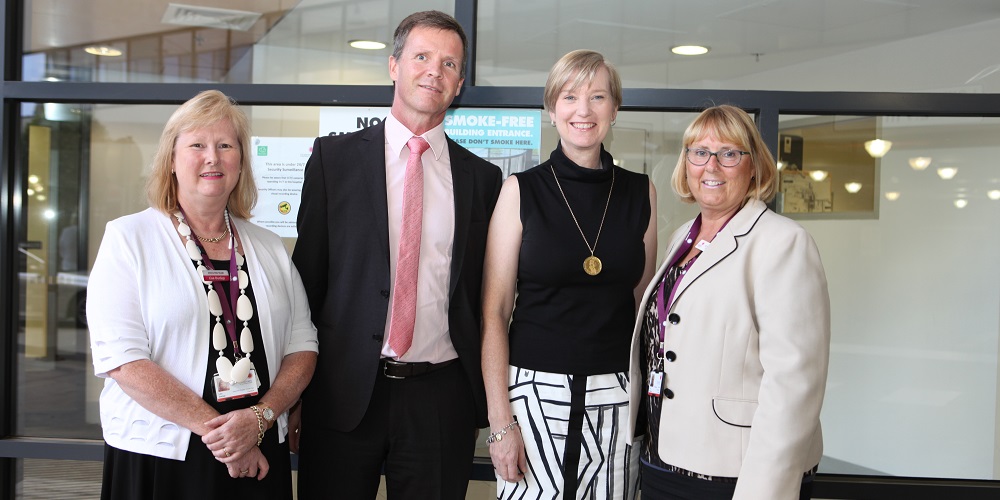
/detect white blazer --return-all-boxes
[88,208,318,460]
[627,199,830,500]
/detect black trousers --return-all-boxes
[641,462,814,500]
[297,361,477,500]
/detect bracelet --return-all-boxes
[249,405,266,447]
[486,417,519,444]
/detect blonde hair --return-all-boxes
[146,90,257,219]
[543,50,623,113]
[671,104,778,204]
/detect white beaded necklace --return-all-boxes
[173,208,255,384]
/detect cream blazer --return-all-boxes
[627,199,830,500]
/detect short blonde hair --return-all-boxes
[671,104,778,204]
[543,50,623,113]
[146,90,257,219]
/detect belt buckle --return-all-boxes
[383,359,406,379]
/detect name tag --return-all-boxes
[213,368,260,401]
[647,371,664,397]
[203,269,230,282]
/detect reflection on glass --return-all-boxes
[776,117,879,216]
[16,459,103,499]
[792,115,1000,480]
[23,0,452,84]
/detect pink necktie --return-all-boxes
[388,136,430,358]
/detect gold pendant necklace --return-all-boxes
[550,165,615,276]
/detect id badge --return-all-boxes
[213,368,260,402]
[202,269,230,282]
[647,371,664,397]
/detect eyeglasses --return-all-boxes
[686,148,749,167]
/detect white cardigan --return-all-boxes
[628,199,830,500]
[88,208,318,460]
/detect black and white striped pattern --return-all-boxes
[497,366,639,500]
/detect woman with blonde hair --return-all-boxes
[629,105,830,499]
[482,50,657,499]
[89,90,317,499]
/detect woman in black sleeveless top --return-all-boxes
[482,50,657,499]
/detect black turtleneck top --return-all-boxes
[508,144,650,375]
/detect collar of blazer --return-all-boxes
[663,198,769,306]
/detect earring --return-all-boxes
[611,119,617,126]
[551,121,556,127]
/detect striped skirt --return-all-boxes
[496,366,640,500]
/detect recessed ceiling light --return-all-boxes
[937,167,958,180]
[84,46,122,57]
[671,45,709,56]
[844,182,863,194]
[988,189,1000,200]
[884,191,900,201]
[954,199,968,209]
[908,157,931,170]
[808,170,828,182]
[349,40,386,50]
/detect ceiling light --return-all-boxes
[954,199,968,209]
[671,45,709,56]
[884,191,900,201]
[844,182,863,194]
[937,167,958,180]
[988,190,1000,200]
[349,40,386,50]
[864,139,892,158]
[808,170,828,182]
[84,46,122,57]
[908,157,931,170]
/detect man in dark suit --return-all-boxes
[291,10,502,500]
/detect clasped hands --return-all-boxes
[202,408,270,480]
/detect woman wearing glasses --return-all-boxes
[628,105,830,499]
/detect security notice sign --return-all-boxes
[249,136,314,237]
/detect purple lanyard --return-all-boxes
[655,212,736,357]
[655,215,702,358]
[181,209,244,356]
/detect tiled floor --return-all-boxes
[17,460,499,499]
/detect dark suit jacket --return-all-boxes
[293,122,502,431]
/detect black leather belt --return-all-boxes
[380,358,456,379]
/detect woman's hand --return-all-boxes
[489,425,527,483]
[226,445,270,480]
[203,408,261,462]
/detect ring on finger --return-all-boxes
[224,447,231,457]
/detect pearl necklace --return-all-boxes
[173,208,255,384]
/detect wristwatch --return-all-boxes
[251,404,276,430]
[260,405,276,428]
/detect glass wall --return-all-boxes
[22,1,1000,93]
[23,0,453,85]
[782,114,1000,480]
